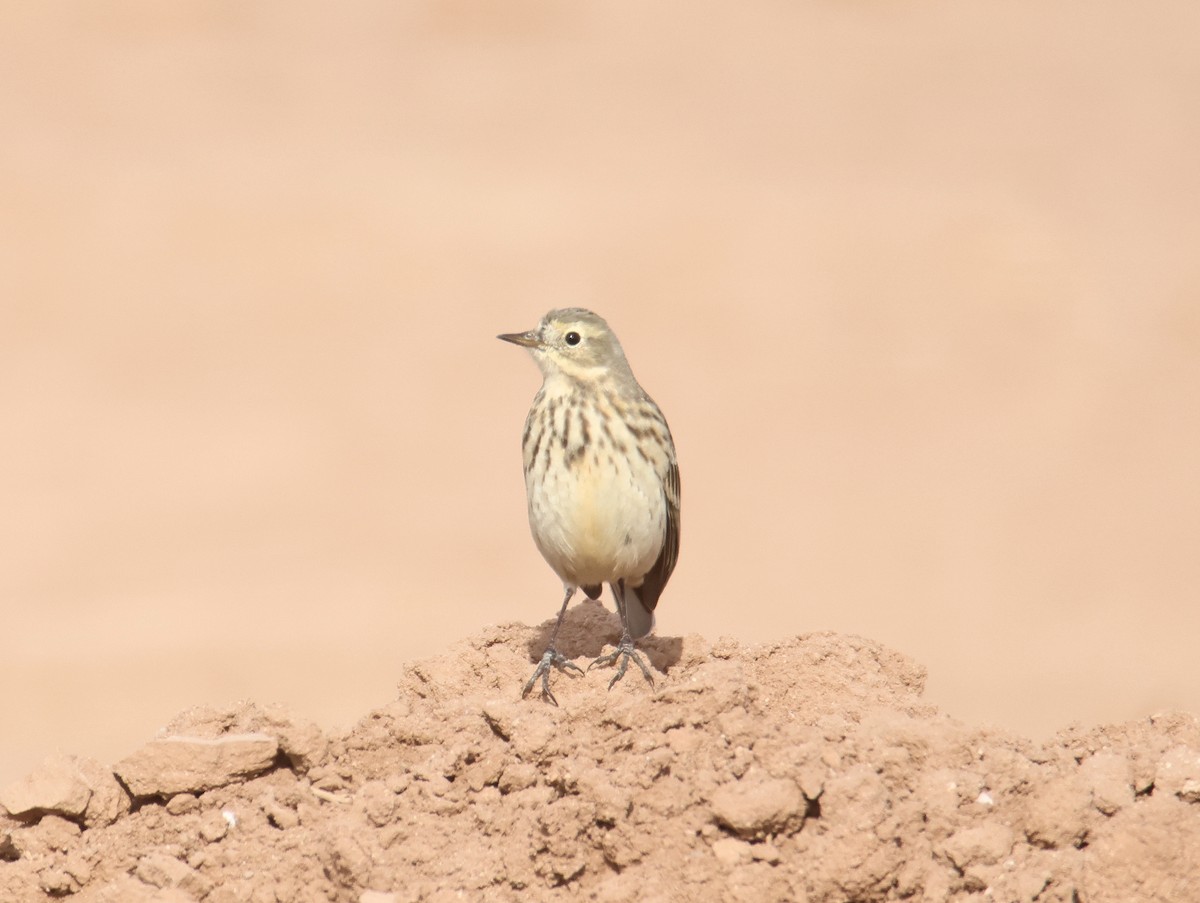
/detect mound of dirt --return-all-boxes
[3,600,1200,902]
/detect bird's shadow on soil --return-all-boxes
[524,597,684,676]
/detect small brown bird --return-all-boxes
[499,309,680,703]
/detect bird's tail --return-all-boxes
[614,580,655,639]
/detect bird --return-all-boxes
[498,308,680,704]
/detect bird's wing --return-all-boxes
[634,456,680,614]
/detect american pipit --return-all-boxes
[499,308,681,704]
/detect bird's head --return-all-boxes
[498,308,634,385]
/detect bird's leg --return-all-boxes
[522,585,584,705]
[587,579,656,690]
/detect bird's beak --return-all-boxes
[497,330,541,348]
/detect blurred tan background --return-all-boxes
[3,1,1199,785]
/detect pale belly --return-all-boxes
[525,455,665,587]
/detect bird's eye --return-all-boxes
[565,332,581,346]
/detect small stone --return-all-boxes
[165,794,201,816]
[135,851,214,898]
[1013,869,1053,903]
[1023,772,1091,848]
[750,840,782,864]
[70,875,195,902]
[0,755,128,826]
[711,837,752,866]
[64,849,93,885]
[384,772,411,794]
[464,754,504,792]
[797,763,826,800]
[417,774,451,798]
[358,781,397,827]
[481,701,518,741]
[135,852,192,887]
[941,824,1015,868]
[1154,745,1200,801]
[1079,752,1134,816]
[710,774,804,838]
[259,705,329,774]
[115,733,279,797]
[0,754,93,819]
[309,765,351,798]
[1081,794,1200,901]
[261,793,300,830]
[75,757,132,828]
[199,809,230,842]
[498,762,539,793]
[482,701,557,760]
[21,814,80,854]
[38,865,78,895]
[328,834,373,883]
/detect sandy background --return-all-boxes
[3,0,1200,788]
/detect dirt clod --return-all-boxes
[2,604,1199,902]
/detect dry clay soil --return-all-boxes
[3,602,1200,903]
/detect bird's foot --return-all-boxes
[522,647,584,706]
[588,635,656,690]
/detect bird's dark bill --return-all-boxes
[497,331,540,348]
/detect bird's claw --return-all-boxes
[522,648,583,705]
[588,638,656,690]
